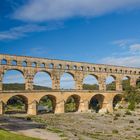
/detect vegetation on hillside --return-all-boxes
[124,86,140,110]
[3,83,51,90]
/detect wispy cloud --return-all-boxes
[13,0,140,22]
[112,38,138,48]
[100,56,140,67]
[129,44,140,52]
[0,23,63,40]
[99,39,140,67]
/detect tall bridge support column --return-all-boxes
[0,101,4,115]
[28,100,37,115]
[116,77,122,91]
[78,100,89,112]
[52,75,60,90]
[75,73,83,90]
[55,100,65,113]
[99,76,106,91]
[99,97,113,113]
[52,72,60,90]
[75,80,83,90]
[25,73,34,90]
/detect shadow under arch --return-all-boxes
[113,94,123,109]
[5,95,28,114]
[65,94,80,113]
[2,69,25,90]
[37,95,56,114]
[33,70,52,90]
[89,94,105,113]
[83,74,99,90]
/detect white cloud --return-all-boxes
[102,39,140,67]
[13,0,140,22]
[112,39,138,48]
[0,23,62,40]
[100,56,140,67]
[129,44,140,52]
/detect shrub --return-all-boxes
[125,110,132,115]
[129,120,134,124]
[115,113,121,117]
[26,117,32,121]
[128,101,135,111]
[112,129,119,134]
[113,116,118,121]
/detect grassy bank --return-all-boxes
[0,129,40,140]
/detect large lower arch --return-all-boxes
[113,94,123,109]
[37,95,56,114]
[65,95,80,113]
[33,71,52,90]
[89,94,104,113]
[2,69,25,90]
[60,72,75,90]
[122,76,130,91]
[106,75,116,91]
[83,74,99,90]
[5,95,28,114]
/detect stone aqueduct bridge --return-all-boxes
[0,54,140,115]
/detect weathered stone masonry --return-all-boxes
[0,54,140,115]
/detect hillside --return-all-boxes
[3,83,51,90]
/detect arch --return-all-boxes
[122,76,131,91]
[65,94,80,113]
[1,59,7,65]
[106,75,116,91]
[32,62,37,67]
[73,65,77,70]
[5,95,28,114]
[22,61,27,67]
[11,60,17,66]
[2,69,25,90]
[80,66,84,71]
[38,95,56,114]
[113,94,123,109]
[60,72,75,90]
[49,63,54,69]
[89,94,104,113]
[66,65,70,70]
[83,74,99,90]
[33,71,52,90]
[58,64,62,69]
[40,63,45,68]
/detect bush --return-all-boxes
[113,116,118,121]
[125,110,132,115]
[26,117,32,121]
[128,101,135,111]
[129,120,134,124]
[112,129,119,134]
[115,113,121,117]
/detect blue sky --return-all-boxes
[1,0,140,87]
